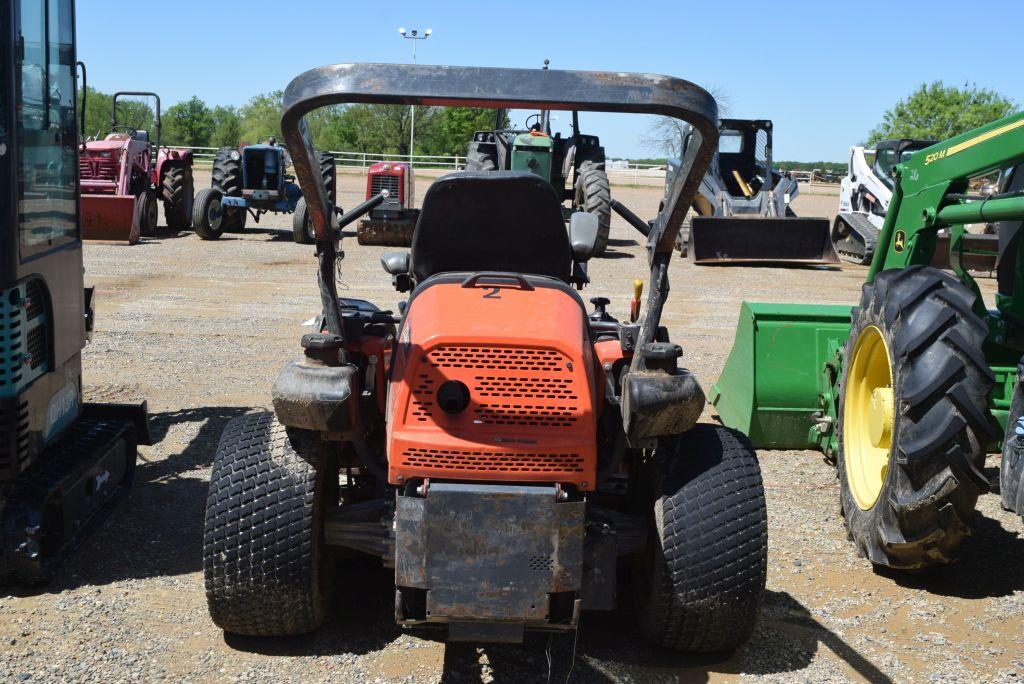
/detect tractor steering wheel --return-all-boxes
[111,124,139,139]
[524,113,542,131]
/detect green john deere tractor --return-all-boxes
[466,109,612,254]
[712,111,1024,568]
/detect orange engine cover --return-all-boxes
[388,278,598,490]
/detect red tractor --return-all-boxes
[80,91,194,245]
[356,161,420,245]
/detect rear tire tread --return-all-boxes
[838,266,997,571]
[203,412,332,636]
[634,424,767,653]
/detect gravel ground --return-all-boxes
[1,174,1022,683]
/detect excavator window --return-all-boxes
[719,132,742,154]
[14,0,78,261]
[873,147,898,190]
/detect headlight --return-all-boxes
[230,150,240,161]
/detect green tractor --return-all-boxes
[466,108,612,254]
[712,112,1024,568]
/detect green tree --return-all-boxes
[113,96,155,135]
[420,107,507,156]
[239,91,283,144]
[868,81,1016,145]
[76,87,153,140]
[210,105,242,147]
[163,96,214,147]
[77,86,110,139]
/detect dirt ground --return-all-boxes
[1,173,1022,683]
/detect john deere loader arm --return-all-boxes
[869,116,1024,297]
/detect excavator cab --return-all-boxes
[1,0,150,584]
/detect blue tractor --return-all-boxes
[192,140,337,243]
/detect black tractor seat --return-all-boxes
[409,171,571,283]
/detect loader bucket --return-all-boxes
[709,302,852,450]
[689,216,839,265]
[357,218,415,246]
[81,195,139,244]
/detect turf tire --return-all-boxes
[632,424,768,653]
[203,412,335,636]
[837,266,998,570]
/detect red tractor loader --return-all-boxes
[203,64,768,653]
[80,91,193,245]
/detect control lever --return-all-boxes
[611,199,651,237]
[335,190,389,232]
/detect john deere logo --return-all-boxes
[894,230,906,253]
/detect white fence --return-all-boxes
[182,145,844,188]
[181,145,667,183]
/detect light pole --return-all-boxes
[398,27,432,163]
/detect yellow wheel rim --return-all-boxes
[843,325,894,510]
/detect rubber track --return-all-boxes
[839,266,998,569]
[638,425,767,652]
[832,216,878,265]
[203,412,329,636]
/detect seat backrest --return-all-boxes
[410,171,571,283]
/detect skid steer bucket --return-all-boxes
[689,216,838,265]
[709,302,852,449]
[81,195,139,244]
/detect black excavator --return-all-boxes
[1,0,151,584]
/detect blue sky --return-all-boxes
[78,0,1022,161]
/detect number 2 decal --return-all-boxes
[482,287,502,299]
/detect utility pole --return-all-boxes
[398,27,432,164]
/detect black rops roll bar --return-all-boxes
[111,91,162,151]
[280,63,719,369]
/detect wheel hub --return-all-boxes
[868,387,893,449]
[843,325,894,510]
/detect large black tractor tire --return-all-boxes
[632,424,768,653]
[575,160,612,256]
[574,145,606,169]
[837,266,997,570]
[204,412,336,636]
[212,147,246,232]
[319,152,337,203]
[465,141,498,172]
[999,364,1024,522]
[192,188,225,241]
[161,164,194,230]
[292,197,315,244]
